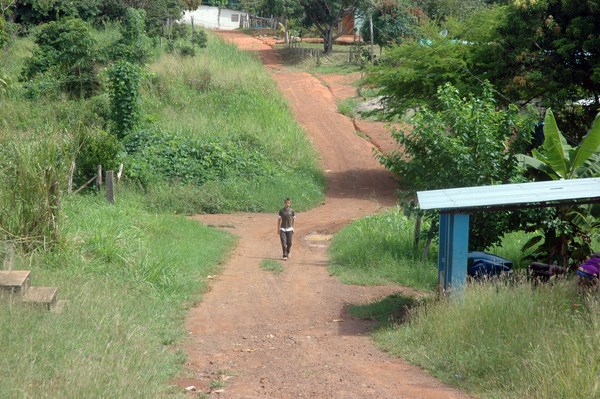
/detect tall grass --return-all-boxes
[372,282,599,399]
[331,209,599,398]
[328,207,438,290]
[136,31,325,212]
[0,194,235,398]
[0,130,74,249]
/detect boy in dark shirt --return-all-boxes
[277,198,296,260]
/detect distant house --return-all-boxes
[181,5,249,30]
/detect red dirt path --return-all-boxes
[176,31,475,399]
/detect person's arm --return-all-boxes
[277,216,281,234]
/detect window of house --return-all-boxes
[231,14,239,22]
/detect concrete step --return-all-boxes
[0,270,31,295]
[23,286,58,311]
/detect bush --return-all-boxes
[74,128,125,189]
[123,129,281,187]
[106,60,142,137]
[191,30,207,48]
[21,18,99,98]
[178,44,195,57]
[106,8,152,65]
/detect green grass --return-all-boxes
[260,259,285,275]
[370,282,599,399]
[328,208,438,290]
[0,27,325,398]
[0,194,235,398]
[331,209,599,399]
[138,31,325,212]
[336,97,358,117]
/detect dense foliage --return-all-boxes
[21,17,98,98]
[516,110,600,267]
[359,0,418,48]
[365,1,600,140]
[379,82,536,249]
[123,129,283,187]
[106,60,143,137]
[474,0,600,142]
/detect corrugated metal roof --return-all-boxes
[417,177,600,211]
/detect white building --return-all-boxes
[181,5,249,30]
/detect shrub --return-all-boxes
[178,44,195,57]
[74,128,125,189]
[191,30,207,48]
[123,129,281,187]
[106,60,142,138]
[107,8,151,65]
[379,82,536,250]
[21,18,99,98]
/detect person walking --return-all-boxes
[277,198,296,260]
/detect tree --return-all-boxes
[13,0,101,26]
[379,82,535,250]
[361,4,504,118]
[262,0,303,44]
[516,110,600,267]
[359,0,418,48]
[415,0,489,20]
[108,7,151,64]
[21,17,98,98]
[300,0,363,53]
[473,0,600,142]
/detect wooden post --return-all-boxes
[96,165,102,191]
[106,170,115,204]
[50,180,60,242]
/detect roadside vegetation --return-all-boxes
[2,1,600,398]
[331,208,599,398]
[0,14,323,398]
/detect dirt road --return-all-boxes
[178,31,473,399]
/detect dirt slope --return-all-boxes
[177,31,474,399]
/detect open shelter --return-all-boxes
[417,177,600,296]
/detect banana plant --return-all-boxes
[517,109,600,179]
[516,109,600,267]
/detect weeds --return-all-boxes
[260,259,285,275]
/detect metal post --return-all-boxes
[438,213,469,297]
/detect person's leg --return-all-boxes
[279,231,288,258]
[285,231,293,256]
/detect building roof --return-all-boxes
[417,177,600,212]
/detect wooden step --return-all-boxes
[0,270,31,295]
[23,286,58,311]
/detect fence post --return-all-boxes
[96,165,102,191]
[106,170,115,204]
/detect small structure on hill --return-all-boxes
[417,177,600,297]
[181,5,250,30]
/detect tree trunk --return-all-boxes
[323,27,334,53]
[413,214,421,252]
[369,14,374,65]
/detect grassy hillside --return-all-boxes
[0,28,324,398]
